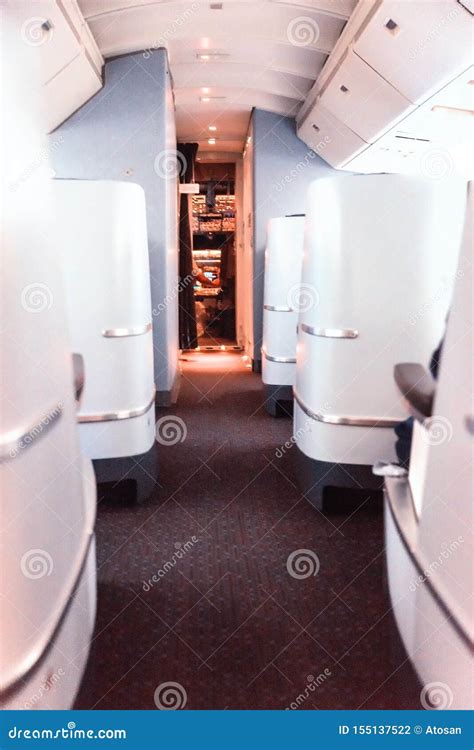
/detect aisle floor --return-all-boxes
[75,351,422,710]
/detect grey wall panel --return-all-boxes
[49,50,179,397]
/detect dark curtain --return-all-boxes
[178,143,198,349]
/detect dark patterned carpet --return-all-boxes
[74,351,422,710]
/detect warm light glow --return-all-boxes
[220,345,226,350]
[201,97,211,102]
[208,138,216,144]
[201,87,210,94]
[209,125,217,131]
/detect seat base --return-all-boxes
[93,442,158,505]
[294,444,384,511]
[263,384,294,417]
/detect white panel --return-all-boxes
[53,180,155,459]
[295,175,466,465]
[44,51,102,133]
[355,0,474,104]
[320,49,414,143]
[1,8,95,707]
[297,100,369,167]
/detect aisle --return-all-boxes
[75,351,421,710]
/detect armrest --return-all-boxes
[394,362,436,421]
[72,353,85,404]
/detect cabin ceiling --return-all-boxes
[78,0,357,155]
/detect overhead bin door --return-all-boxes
[354,0,474,104]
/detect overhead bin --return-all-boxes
[354,0,474,105]
[319,49,414,143]
[384,184,473,708]
[297,100,369,168]
[294,174,467,510]
[53,179,157,503]
[1,10,96,709]
[262,216,305,416]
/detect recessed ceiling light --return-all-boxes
[208,125,217,131]
[208,138,216,144]
[196,52,230,61]
[201,87,210,94]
